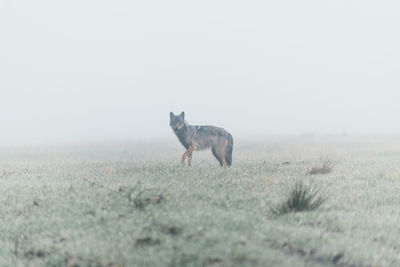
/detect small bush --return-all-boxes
[308,155,336,175]
[271,180,328,215]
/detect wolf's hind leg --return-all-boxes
[221,157,227,166]
[225,133,233,166]
[211,147,224,166]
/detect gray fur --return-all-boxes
[170,112,233,167]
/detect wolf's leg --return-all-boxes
[213,144,228,167]
[181,152,187,165]
[188,152,193,167]
[221,157,227,167]
[211,147,223,166]
[225,133,233,166]
[219,151,227,166]
[182,145,195,166]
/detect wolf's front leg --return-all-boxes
[188,153,193,167]
[181,146,195,166]
[181,152,187,165]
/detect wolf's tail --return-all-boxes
[225,133,233,166]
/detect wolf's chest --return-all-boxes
[177,132,193,149]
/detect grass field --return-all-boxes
[1,136,400,266]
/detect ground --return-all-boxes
[1,136,400,266]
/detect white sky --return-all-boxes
[1,0,400,145]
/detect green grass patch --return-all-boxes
[1,138,400,266]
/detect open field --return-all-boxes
[2,136,400,266]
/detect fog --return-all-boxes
[1,0,400,145]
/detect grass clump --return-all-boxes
[308,155,337,175]
[271,180,328,215]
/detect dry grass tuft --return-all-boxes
[271,180,328,215]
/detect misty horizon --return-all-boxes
[1,1,400,145]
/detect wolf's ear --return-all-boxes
[170,112,175,120]
[179,112,185,120]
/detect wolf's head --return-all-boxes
[170,112,185,133]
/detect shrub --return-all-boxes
[271,180,328,215]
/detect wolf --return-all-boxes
[170,112,233,167]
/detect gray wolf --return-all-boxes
[170,112,233,167]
